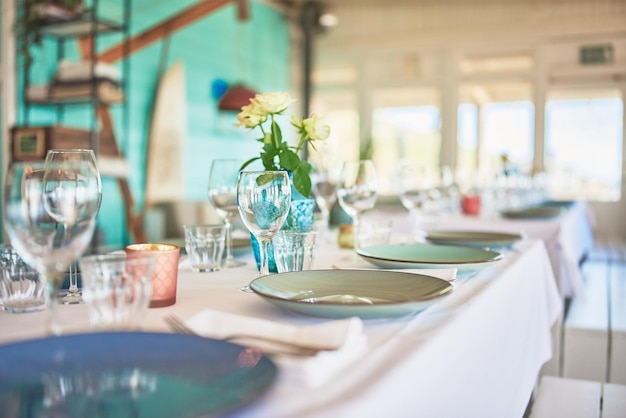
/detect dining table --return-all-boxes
[0,216,563,418]
[413,200,595,299]
[368,199,595,377]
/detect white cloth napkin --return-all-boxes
[185,309,367,388]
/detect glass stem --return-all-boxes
[224,216,234,261]
[68,262,78,293]
[45,273,62,335]
[353,213,361,250]
[320,207,331,242]
[258,238,271,276]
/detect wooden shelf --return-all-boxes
[39,17,126,38]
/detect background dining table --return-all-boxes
[422,200,595,299]
[0,208,571,418]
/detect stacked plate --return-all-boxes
[500,206,563,219]
[424,230,524,249]
[356,244,503,272]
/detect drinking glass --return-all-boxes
[311,162,340,239]
[45,149,102,304]
[237,171,291,276]
[397,159,432,213]
[207,159,245,268]
[3,160,99,334]
[336,160,378,249]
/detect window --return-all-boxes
[370,87,442,196]
[309,91,360,169]
[457,81,534,187]
[545,89,623,201]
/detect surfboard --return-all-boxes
[144,61,186,205]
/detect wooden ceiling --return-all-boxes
[305,0,626,51]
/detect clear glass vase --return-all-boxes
[251,198,315,273]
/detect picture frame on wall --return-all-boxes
[11,126,46,161]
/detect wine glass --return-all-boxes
[397,160,432,213]
[3,160,99,335]
[336,160,378,250]
[207,159,245,268]
[237,171,291,276]
[397,160,433,241]
[311,162,340,240]
[46,149,102,304]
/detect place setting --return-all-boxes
[422,229,526,250]
[355,244,502,278]
[222,164,464,341]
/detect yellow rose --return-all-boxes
[235,92,331,198]
[252,92,294,114]
[235,103,267,128]
[301,113,330,141]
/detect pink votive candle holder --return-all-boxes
[126,243,180,308]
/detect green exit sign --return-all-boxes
[580,44,614,65]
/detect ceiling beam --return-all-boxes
[97,0,248,63]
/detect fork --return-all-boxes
[163,314,323,357]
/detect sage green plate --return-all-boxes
[425,230,524,249]
[500,206,563,219]
[249,270,453,319]
[356,244,503,272]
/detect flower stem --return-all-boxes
[271,114,280,149]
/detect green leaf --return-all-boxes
[279,149,300,170]
[299,160,313,175]
[273,122,283,145]
[292,166,312,198]
[256,173,278,187]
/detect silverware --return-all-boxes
[163,314,323,357]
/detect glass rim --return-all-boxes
[182,224,226,229]
[80,253,155,264]
[274,230,318,235]
[239,170,289,175]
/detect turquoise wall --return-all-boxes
[13,0,291,249]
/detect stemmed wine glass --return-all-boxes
[311,162,340,240]
[336,160,378,250]
[397,160,433,212]
[237,171,291,276]
[207,159,245,268]
[3,160,100,335]
[397,160,433,242]
[46,149,102,304]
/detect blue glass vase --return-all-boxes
[251,198,315,273]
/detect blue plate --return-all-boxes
[0,332,277,417]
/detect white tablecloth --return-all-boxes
[381,201,595,299]
[0,237,562,418]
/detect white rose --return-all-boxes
[235,103,267,128]
[252,92,294,114]
[301,113,330,141]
